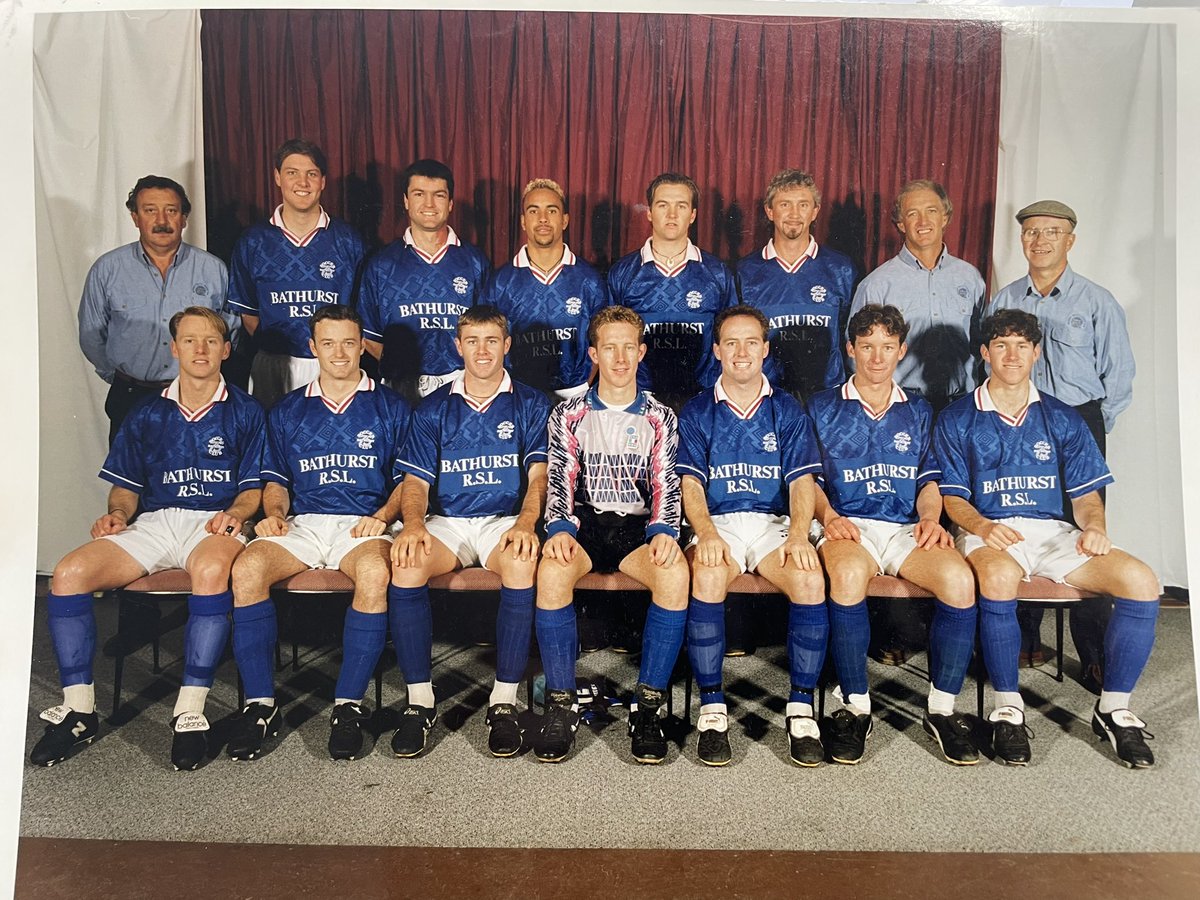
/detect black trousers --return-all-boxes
[104,377,167,446]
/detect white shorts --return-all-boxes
[254,513,392,570]
[688,512,790,574]
[101,508,246,573]
[425,514,517,569]
[249,353,321,408]
[418,369,464,398]
[955,517,1095,583]
[817,517,918,576]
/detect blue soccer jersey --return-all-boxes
[606,240,735,404]
[807,380,941,525]
[228,209,365,358]
[396,373,551,518]
[482,246,608,395]
[262,373,411,516]
[935,382,1114,521]
[736,239,856,398]
[358,227,492,378]
[101,378,266,512]
[677,378,821,516]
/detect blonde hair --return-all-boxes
[587,306,644,347]
[522,178,566,208]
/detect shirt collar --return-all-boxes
[585,384,648,415]
[138,241,188,269]
[762,237,818,273]
[714,374,772,420]
[639,238,702,277]
[842,376,907,421]
[162,376,228,423]
[898,243,947,272]
[976,379,1041,427]
[513,244,576,285]
[270,205,330,247]
[404,226,461,264]
[1023,264,1075,300]
[304,370,375,414]
[450,370,513,412]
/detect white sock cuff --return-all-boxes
[407,681,436,709]
[927,686,957,716]
[63,683,96,715]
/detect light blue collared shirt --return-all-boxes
[78,241,232,383]
[849,244,987,403]
[991,265,1134,433]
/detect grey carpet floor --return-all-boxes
[19,595,1200,853]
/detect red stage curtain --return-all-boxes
[201,9,1000,279]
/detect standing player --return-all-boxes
[533,306,688,764]
[227,306,410,762]
[936,309,1160,767]
[849,180,986,413]
[79,176,233,443]
[33,307,264,770]
[358,159,491,400]
[606,172,735,411]
[809,304,978,766]
[228,139,366,409]
[735,169,857,401]
[678,305,827,767]
[388,306,551,759]
[483,178,608,399]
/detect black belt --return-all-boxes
[114,370,171,390]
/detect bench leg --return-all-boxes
[1055,606,1065,682]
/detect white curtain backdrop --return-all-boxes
[34,10,207,571]
[995,21,1182,586]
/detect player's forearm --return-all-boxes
[261,482,291,520]
[371,482,405,526]
[364,338,383,361]
[943,495,990,535]
[813,483,838,527]
[224,489,262,523]
[915,482,944,523]
[788,475,816,529]
[1070,492,1108,535]
[105,486,140,523]
[240,314,259,337]
[682,476,716,536]
[515,465,548,529]
[399,476,430,527]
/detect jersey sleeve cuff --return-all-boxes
[676,463,707,483]
[1066,473,1115,497]
[227,298,258,314]
[783,462,821,483]
[396,459,436,484]
[546,519,578,539]
[645,522,679,542]
[98,469,142,490]
[938,483,971,499]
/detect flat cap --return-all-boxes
[1015,200,1077,227]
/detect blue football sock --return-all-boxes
[388,584,433,685]
[1103,597,1159,693]
[788,601,829,705]
[638,603,686,691]
[686,597,725,706]
[978,595,1020,693]
[535,605,578,694]
[334,608,387,702]
[929,600,978,696]
[827,599,870,698]
[48,592,96,688]
[182,590,233,687]
[232,600,277,700]
[495,586,535,684]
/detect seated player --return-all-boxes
[936,309,1160,767]
[533,306,688,764]
[228,305,410,762]
[389,305,551,758]
[33,307,264,770]
[678,305,827,767]
[809,304,978,766]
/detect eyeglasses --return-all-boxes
[1020,227,1071,242]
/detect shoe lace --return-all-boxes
[632,709,664,742]
[542,705,575,741]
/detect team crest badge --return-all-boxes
[893,431,912,452]
[625,425,639,449]
[497,420,515,440]
[319,261,336,280]
[565,296,582,316]
[206,436,225,457]
[810,285,827,304]
[957,285,970,298]
[356,430,376,450]
[762,432,778,452]
[686,290,703,310]
[193,283,209,297]
[1068,315,1086,329]
[453,276,469,295]
[1033,440,1052,462]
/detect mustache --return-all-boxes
[152,224,175,234]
